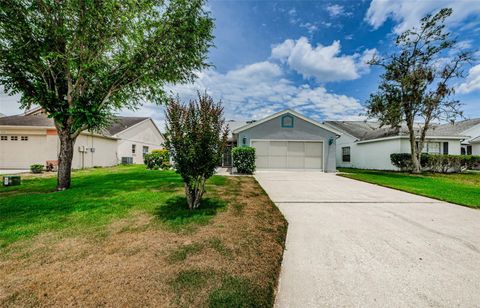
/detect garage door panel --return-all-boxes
[253,141,269,156]
[269,141,287,156]
[305,142,322,157]
[256,156,268,169]
[287,141,304,156]
[305,157,322,169]
[287,156,304,169]
[269,156,287,169]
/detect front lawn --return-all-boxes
[338,168,480,208]
[0,165,287,307]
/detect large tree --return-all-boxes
[366,8,472,173]
[165,93,228,210]
[0,0,214,190]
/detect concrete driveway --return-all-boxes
[254,171,480,307]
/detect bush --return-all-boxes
[425,154,480,173]
[391,153,480,173]
[144,149,170,170]
[390,153,429,171]
[30,164,44,174]
[232,147,256,174]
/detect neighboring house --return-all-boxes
[229,109,341,172]
[324,120,471,170]
[0,109,164,169]
[434,119,480,156]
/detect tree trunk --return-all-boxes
[407,122,422,174]
[57,129,76,191]
[184,178,206,210]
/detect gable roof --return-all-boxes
[470,136,480,144]
[233,109,342,135]
[0,112,151,136]
[432,118,480,136]
[325,120,469,142]
[106,117,149,135]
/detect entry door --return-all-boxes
[251,140,323,170]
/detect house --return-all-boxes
[433,119,480,156]
[0,108,164,169]
[229,109,341,172]
[324,120,474,170]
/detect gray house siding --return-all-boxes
[236,113,337,172]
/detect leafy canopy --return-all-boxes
[0,0,214,136]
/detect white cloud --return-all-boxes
[271,37,377,82]
[457,64,480,94]
[168,61,364,122]
[365,0,480,34]
[326,4,345,17]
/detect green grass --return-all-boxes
[0,165,226,248]
[338,168,480,208]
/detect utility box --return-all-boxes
[3,176,21,186]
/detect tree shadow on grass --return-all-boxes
[155,196,227,230]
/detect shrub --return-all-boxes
[30,164,44,174]
[232,147,256,174]
[425,154,480,173]
[390,153,429,171]
[144,149,170,170]
[392,153,480,173]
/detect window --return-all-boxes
[443,142,449,155]
[281,115,294,128]
[467,145,473,155]
[342,147,351,162]
[10,136,18,141]
[21,136,28,141]
[421,142,441,154]
[132,144,136,155]
[142,146,149,157]
[0,136,7,141]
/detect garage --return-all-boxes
[232,109,341,173]
[252,140,323,170]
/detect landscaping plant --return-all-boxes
[232,147,256,174]
[144,149,170,170]
[164,93,229,210]
[0,0,214,190]
[366,8,472,173]
[30,164,44,174]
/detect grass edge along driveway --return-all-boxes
[338,168,480,209]
[0,165,287,307]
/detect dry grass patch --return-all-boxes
[0,167,287,307]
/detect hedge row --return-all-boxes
[390,153,480,173]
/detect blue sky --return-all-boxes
[1,0,479,126]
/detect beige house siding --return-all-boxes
[115,119,164,164]
[72,133,118,169]
[0,128,118,169]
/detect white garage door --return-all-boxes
[251,140,323,170]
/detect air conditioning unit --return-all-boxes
[121,157,133,164]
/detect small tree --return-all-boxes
[165,93,228,210]
[0,0,214,190]
[365,8,472,173]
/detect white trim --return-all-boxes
[356,135,466,144]
[250,138,325,171]
[233,109,342,136]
